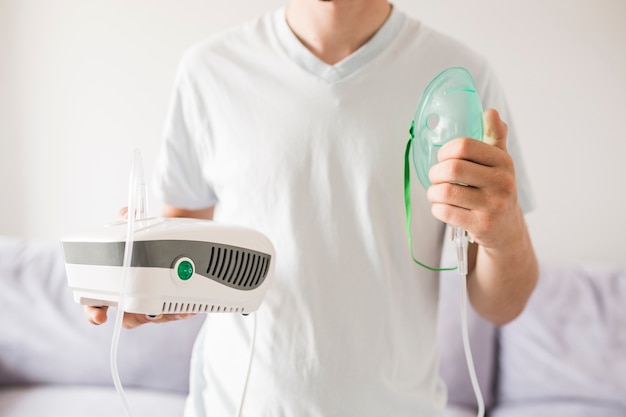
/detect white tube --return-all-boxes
[457,232,485,417]
[110,149,144,417]
[235,313,257,417]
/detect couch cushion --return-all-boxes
[0,385,186,417]
[0,236,205,393]
[443,404,481,417]
[496,263,626,410]
[490,402,626,417]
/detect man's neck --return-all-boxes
[285,0,392,65]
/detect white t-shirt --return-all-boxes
[154,6,532,417]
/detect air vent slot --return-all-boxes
[205,244,271,290]
[161,302,243,314]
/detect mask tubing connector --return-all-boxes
[453,226,469,276]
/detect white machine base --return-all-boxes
[62,217,275,315]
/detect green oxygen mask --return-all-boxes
[412,66,484,188]
[404,66,484,275]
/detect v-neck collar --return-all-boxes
[271,6,405,84]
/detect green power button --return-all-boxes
[176,259,194,281]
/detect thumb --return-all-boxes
[85,305,109,325]
[483,108,508,150]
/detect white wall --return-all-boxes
[2,0,625,266]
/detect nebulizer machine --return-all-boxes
[61,150,275,417]
[405,66,486,417]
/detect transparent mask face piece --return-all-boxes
[412,67,484,189]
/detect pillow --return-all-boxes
[0,236,205,393]
[496,263,626,410]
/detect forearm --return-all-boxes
[467,213,539,326]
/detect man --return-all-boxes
[87,0,538,415]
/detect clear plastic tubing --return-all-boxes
[455,228,485,417]
[110,148,144,417]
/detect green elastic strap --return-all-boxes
[404,122,457,272]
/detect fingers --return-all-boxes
[429,138,515,197]
[428,160,516,234]
[85,305,109,325]
[426,108,518,244]
[434,108,509,167]
[434,136,508,169]
[429,157,499,191]
[121,313,197,330]
[118,207,129,220]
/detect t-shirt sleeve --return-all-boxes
[152,58,219,210]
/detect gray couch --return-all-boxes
[1,236,625,416]
[0,237,203,416]
[438,258,626,416]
